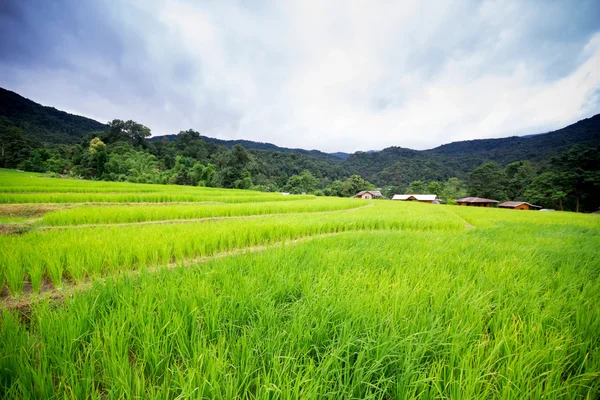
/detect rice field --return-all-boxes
[1,168,599,398]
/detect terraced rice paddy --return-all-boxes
[1,168,599,398]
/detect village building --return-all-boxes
[352,190,382,199]
[498,201,541,210]
[392,194,440,204]
[456,197,499,207]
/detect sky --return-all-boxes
[1,0,599,153]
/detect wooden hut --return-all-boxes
[456,197,499,207]
[392,194,439,204]
[498,201,541,210]
[352,190,382,199]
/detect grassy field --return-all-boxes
[1,168,599,398]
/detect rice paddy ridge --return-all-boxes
[1,230,376,313]
[0,192,317,204]
[2,228,599,398]
[37,202,374,230]
[0,202,463,295]
[2,169,600,398]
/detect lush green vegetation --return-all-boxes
[1,87,599,211]
[1,171,599,398]
[38,200,362,226]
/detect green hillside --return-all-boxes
[0,87,598,211]
[0,87,106,146]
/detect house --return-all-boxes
[352,190,382,199]
[456,197,499,207]
[392,194,439,204]
[498,201,541,210]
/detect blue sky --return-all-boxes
[1,0,599,152]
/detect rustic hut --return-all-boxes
[352,190,382,199]
[392,194,439,204]
[498,201,541,210]
[455,197,499,207]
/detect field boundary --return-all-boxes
[448,210,476,229]
[36,202,375,230]
[1,230,378,313]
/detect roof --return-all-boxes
[456,197,499,203]
[353,190,382,198]
[498,201,541,209]
[392,194,438,201]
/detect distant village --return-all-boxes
[352,190,549,211]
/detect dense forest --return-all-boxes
[1,87,599,212]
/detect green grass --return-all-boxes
[39,198,364,226]
[2,231,599,398]
[0,168,599,398]
[0,202,465,292]
[0,216,28,224]
[0,168,313,203]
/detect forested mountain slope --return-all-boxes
[0,88,106,145]
[0,86,598,211]
[151,133,344,161]
[427,114,600,161]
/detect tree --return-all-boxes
[176,129,208,162]
[87,137,108,177]
[440,177,467,204]
[407,180,428,194]
[89,137,106,154]
[324,180,345,197]
[215,145,253,188]
[339,175,374,197]
[198,164,216,187]
[524,172,566,210]
[103,119,151,146]
[235,170,253,189]
[103,150,159,183]
[285,170,319,194]
[550,145,600,212]
[0,120,32,168]
[427,181,442,197]
[505,161,536,200]
[468,162,507,200]
[19,148,51,172]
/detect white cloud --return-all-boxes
[1,0,599,152]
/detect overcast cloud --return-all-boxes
[1,0,599,152]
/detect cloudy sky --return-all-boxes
[1,0,599,152]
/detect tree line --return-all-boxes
[1,118,598,212]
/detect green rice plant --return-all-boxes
[1,229,598,398]
[1,201,467,293]
[0,192,317,204]
[1,167,599,397]
[24,253,45,294]
[45,250,64,287]
[39,198,362,226]
[4,200,598,295]
[65,251,86,283]
[2,251,24,295]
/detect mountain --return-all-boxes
[150,133,342,161]
[329,152,350,159]
[0,87,107,145]
[1,86,599,186]
[426,114,600,162]
[338,114,600,185]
